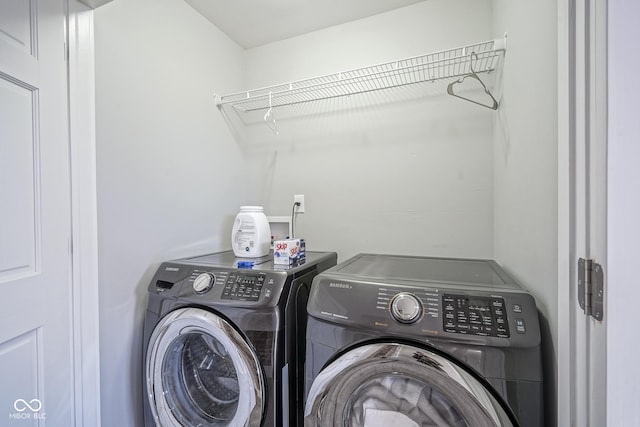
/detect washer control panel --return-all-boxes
[221,272,267,301]
[390,292,423,324]
[182,267,288,305]
[443,294,509,337]
[193,272,215,294]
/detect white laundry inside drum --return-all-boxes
[364,409,418,427]
[346,374,468,427]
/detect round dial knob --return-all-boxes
[390,293,422,324]
[193,273,214,294]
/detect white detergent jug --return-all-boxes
[231,206,271,258]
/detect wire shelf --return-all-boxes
[216,39,506,114]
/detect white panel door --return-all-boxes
[0,0,74,425]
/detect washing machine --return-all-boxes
[143,250,337,427]
[304,254,543,427]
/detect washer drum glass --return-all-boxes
[146,308,264,426]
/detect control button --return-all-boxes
[390,293,422,324]
[513,304,523,313]
[193,273,215,294]
[456,325,470,334]
[470,324,482,333]
[515,318,526,334]
[497,325,509,337]
[494,308,504,316]
[492,299,504,308]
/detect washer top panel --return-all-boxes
[328,253,518,290]
[184,251,272,268]
[182,250,334,276]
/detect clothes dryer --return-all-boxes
[304,254,543,427]
[143,250,336,427]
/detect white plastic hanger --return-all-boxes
[447,52,499,110]
[263,91,279,135]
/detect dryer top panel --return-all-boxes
[327,253,521,290]
[308,254,540,348]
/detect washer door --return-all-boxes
[146,307,265,427]
[304,342,515,427]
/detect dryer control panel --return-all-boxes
[308,278,540,347]
[442,294,509,338]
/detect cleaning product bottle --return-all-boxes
[231,206,271,257]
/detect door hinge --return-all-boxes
[578,258,604,321]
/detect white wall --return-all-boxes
[491,1,558,425]
[93,0,257,425]
[608,1,640,425]
[244,0,495,261]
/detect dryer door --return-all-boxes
[304,342,515,427]
[146,307,264,426]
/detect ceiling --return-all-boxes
[184,0,428,49]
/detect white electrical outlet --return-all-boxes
[294,194,305,213]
